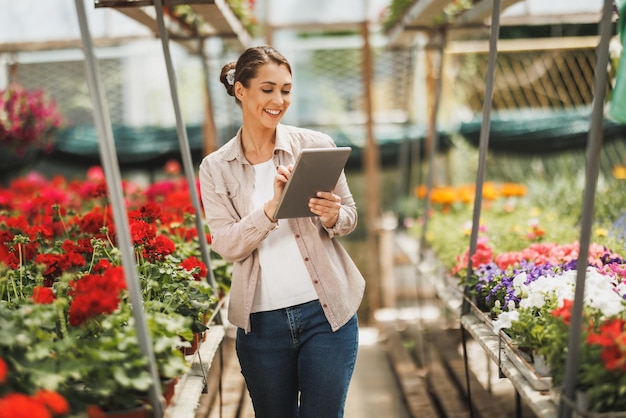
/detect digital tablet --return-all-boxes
[273,147,352,219]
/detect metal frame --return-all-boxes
[70,0,256,414]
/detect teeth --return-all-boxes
[265,109,280,115]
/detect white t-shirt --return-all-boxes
[250,159,318,312]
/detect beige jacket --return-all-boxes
[199,124,365,332]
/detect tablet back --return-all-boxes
[273,147,352,219]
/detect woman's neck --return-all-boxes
[241,126,275,164]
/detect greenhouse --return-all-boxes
[1,0,625,417]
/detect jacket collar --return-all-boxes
[221,124,294,163]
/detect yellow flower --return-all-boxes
[595,227,609,237]
[613,165,626,180]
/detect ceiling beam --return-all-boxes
[95,0,251,50]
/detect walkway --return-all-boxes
[193,232,537,418]
[196,324,411,418]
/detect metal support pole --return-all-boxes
[460,2,503,418]
[419,28,446,254]
[558,1,614,416]
[73,1,163,416]
[461,0,502,315]
[152,0,220,303]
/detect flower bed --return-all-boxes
[0,164,232,416]
[410,179,626,414]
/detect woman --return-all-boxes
[199,45,365,418]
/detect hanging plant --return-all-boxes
[0,83,64,157]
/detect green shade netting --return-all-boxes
[52,123,452,169]
[53,124,205,166]
[459,107,626,154]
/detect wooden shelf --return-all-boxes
[95,0,251,50]
[394,232,557,418]
[460,314,557,418]
[384,0,525,48]
[165,325,226,417]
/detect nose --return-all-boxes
[272,91,284,104]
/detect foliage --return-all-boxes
[0,162,232,415]
[172,0,258,37]
[0,356,70,418]
[411,178,626,271]
[381,0,475,31]
[410,174,626,412]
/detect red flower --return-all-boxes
[32,389,70,415]
[164,159,181,175]
[470,241,493,269]
[68,267,126,326]
[130,219,156,245]
[0,393,52,418]
[86,166,105,181]
[78,207,112,238]
[92,259,113,274]
[587,318,626,372]
[181,256,207,281]
[551,298,574,325]
[143,234,176,262]
[32,286,55,304]
[35,251,86,283]
[0,357,7,383]
[129,202,162,224]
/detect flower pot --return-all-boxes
[162,377,178,406]
[573,390,590,418]
[531,352,551,377]
[180,332,200,356]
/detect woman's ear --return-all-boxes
[234,81,244,101]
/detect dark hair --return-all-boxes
[219,45,292,103]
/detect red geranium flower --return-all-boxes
[181,256,207,281]
[143,234,176,262]
[128,202,162,224]
[68,267,126,326]
[130,219,156,245]
[0,357,7,383]
[32,286,55,304]
[0,393,52,418]
[32,389,70,415]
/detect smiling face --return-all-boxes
[235,62,292,132]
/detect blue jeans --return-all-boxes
[236,300,359,418]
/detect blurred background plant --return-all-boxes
[0,83,64,157]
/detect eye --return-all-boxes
[282,90,291,95]
[262,89,272,93]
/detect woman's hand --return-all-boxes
[263,164,293,222]
[309,191,341,228]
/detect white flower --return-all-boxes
[493,310,519,333]
[583,267,625,317]
[512,272,528,297]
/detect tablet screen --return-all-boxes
[273,147,352,219]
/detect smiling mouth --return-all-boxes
[264,109,281,116]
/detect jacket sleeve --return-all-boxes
[320,169,358,238]
[199,156,277,263]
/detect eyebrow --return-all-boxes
[260,81,292,87]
